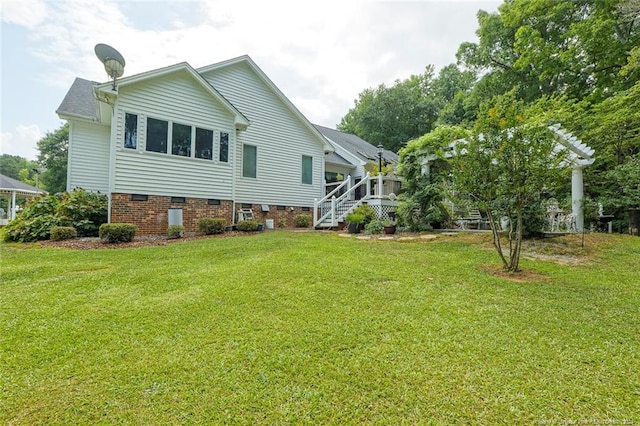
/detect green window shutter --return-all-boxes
[302,155,313,184]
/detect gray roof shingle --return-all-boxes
[56,78,98,119]
[314,124,399,164]
[0,174,45,194]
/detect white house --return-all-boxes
[56,55,335,234]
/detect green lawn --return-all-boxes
[1,231,639,424]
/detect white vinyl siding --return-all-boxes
[112,70,236,198]
[201,62,325,206]
[67,121,110,193]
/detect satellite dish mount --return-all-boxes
[94,43,126,90]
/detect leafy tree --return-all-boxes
[451,92,566,272]
[0,155,38,182]
[397,125,470,230]
[430,64,477,126]
[339,67,439,152]
[458,0,640,103]
[37,123,68,193]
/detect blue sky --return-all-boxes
[1,0,499,161]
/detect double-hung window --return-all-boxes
[146,118,168,154]
[195,128,213,160]
[124,113,138,149]
[302,155,313,185]
[242,144,257,178]
[172,123,192,157]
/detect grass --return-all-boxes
[1,231,639,424]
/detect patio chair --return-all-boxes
[237,208,255,222]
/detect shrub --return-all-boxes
[345,213,364,224]
[294,214,311,228]
[2,188,108,242]
[198,217,227,235]
[99,223,137,243]
[166,225,184,239]
[50,226,77,241]
[236,220,259,232]
[352,204,376,225]
[365,220,384,234]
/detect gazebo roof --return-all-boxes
[0,174,47,196]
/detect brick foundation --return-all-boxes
[110,193,314,234]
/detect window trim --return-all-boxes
[242,143,257,178]
[302,155,313,185]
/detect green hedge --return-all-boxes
[166,225,184,239]
[50,226,77,241]
[236,220,259,232]
[198,217,227,235]
[99,223,137,243]
[294,214,311,228]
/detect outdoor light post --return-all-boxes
[377,144,383,174]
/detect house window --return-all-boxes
[172,122,191,157]
[171,197,186,203]
[242,144,257,178]
[277,205,286,211]
[302,207,310,212]
[131,194,147,201]
[241,203,252,209]
[124,113,138,149]
[195,128,213,160]
[207,199,221,205]
[219,132,229,162]
[146,118,168,153]
[302,155,313,185]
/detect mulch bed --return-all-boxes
[38,231,248,250]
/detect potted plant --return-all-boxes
[382,218,397,235]
[345,213,364,234]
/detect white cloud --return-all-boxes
[0,0,48,28]
[2,0,500,156]
[0,125,42,160]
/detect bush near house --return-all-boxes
[99,223,137,243]
[236,220,259,232]
[2,189,108,242]
[198,217,227,235]
[294,214,311,228]
[166,225,184,239]
[352,204,376,225]
[49,226,77,241]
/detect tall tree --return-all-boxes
[37,123,68,194]
[458,0,640,103]
[0,155,38,182]
[339,66,439,153]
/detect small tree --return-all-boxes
[452,92,566,272]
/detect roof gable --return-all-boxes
[98,62,250,130]
[198,56,333,152]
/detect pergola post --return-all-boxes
[11,190,17,220]
[572,166,584,232]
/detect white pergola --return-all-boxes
[421,124,595,232]
[547,124,595,232]
[0,174,47,225]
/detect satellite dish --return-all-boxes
[94,43,126,90]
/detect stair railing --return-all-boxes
[314,173,372,227]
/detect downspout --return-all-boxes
[232,129,238,224]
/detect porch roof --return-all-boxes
[0,174,46,196]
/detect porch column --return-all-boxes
[572,166,584,232]
[377,173,383,197]
[10,190,17,220]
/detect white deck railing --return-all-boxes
[314,173,401,227]
[314,174,372,227]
